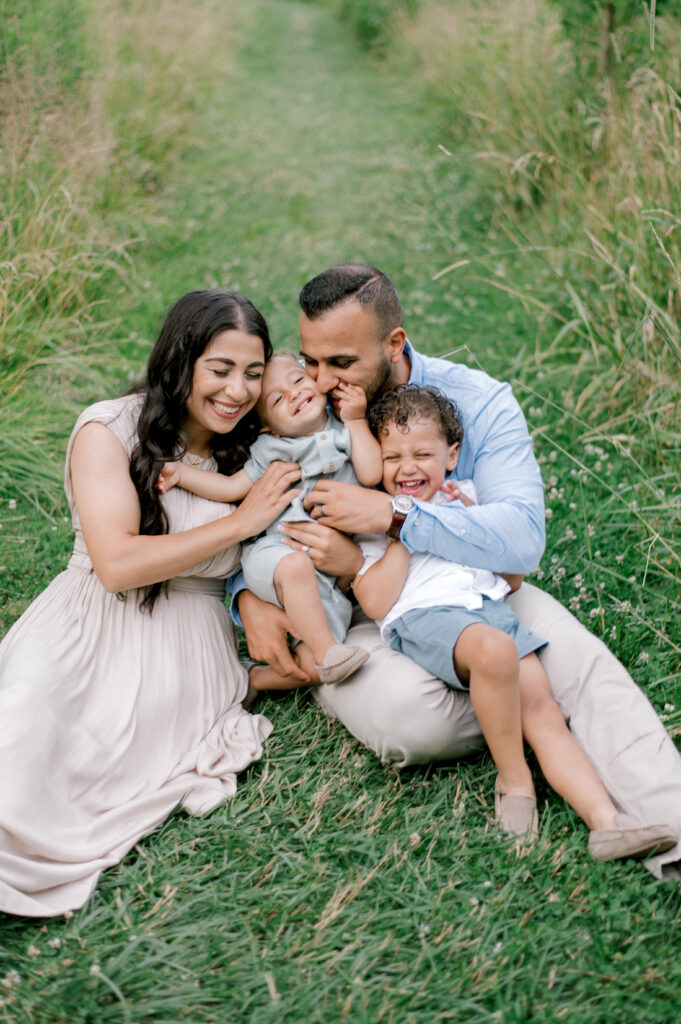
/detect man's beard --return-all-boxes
[365,354,393,403]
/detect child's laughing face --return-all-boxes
[379,417,459,502]
[257,356,328,437]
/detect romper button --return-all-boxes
[461,529,466,535]
[328,463,335,471]
[320,434,327,440]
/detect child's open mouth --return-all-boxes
[397,479,427,494]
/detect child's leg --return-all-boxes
[518,653,618,830]
[454,623,534,799]
[274,553,338,664]
[273,554,369,683]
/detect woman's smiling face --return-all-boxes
[183,330,266,451]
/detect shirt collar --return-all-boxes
[404,338,425,385]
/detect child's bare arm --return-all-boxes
[157,461,253,502]
[336,382,383,486]
[353,540,411,621]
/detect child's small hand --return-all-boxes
[441,480,476,507]
[335,382,367,422]
[156,461,182,494]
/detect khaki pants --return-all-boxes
[313,582,681,879]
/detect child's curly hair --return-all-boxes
[367,384,464,446]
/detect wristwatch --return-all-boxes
[387,494,415,541]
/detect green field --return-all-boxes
[1,1,680,1021]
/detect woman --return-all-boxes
[0,290,301,917]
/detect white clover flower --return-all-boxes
[569,597,581,610]
[610,626,617,639]
[616,554,625,564]
[587,525,596,537]
[639,652,649,665]
[545,508,553,518]
[89,964,101,976]
[26,946,40,958]
[8,499,16,510]
[1,971,21,989]
[589,608,599,619]
[565,527,576,540]
[574,573,583,587]
[47,938,62,949]
[664,703,675,712]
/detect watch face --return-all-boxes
[392,494,415,514]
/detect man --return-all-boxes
[236,262,681,879]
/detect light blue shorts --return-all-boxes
[241,535,352,645]
[388,598,547,692]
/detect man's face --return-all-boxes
[299,301,404,414]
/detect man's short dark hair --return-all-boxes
[368,384,464,447]
[299,263,403,337]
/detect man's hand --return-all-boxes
[237,590,310,681]
[304,481,392,535]
[278,519,365,577]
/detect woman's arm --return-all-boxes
[352,540,411,621]
[159,460,253,503]
[71,422,301,593]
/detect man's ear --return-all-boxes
[387,327,407,363]
[446,442,460,472]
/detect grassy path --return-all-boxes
[122,0,509,359]
[2,3,680,1022]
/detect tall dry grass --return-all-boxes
[0,0,239,503]
[395,0,681,670]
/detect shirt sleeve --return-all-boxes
[243,435,272,483]
[401,379,545,574]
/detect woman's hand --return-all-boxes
[304,480,392,535]
[278,519,365,577]
[232,461,302,537]
[238,590,310,681]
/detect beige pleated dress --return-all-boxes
[0,394,272,917]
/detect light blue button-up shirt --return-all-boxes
[400,340,545,573]
[229,341,545,621]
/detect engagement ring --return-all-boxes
[302,545,311,556]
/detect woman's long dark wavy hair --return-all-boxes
[129,289,273,611]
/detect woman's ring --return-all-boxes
[302,545,311,556]
[314,505,323,517]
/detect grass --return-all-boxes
[1,1,681,1021]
